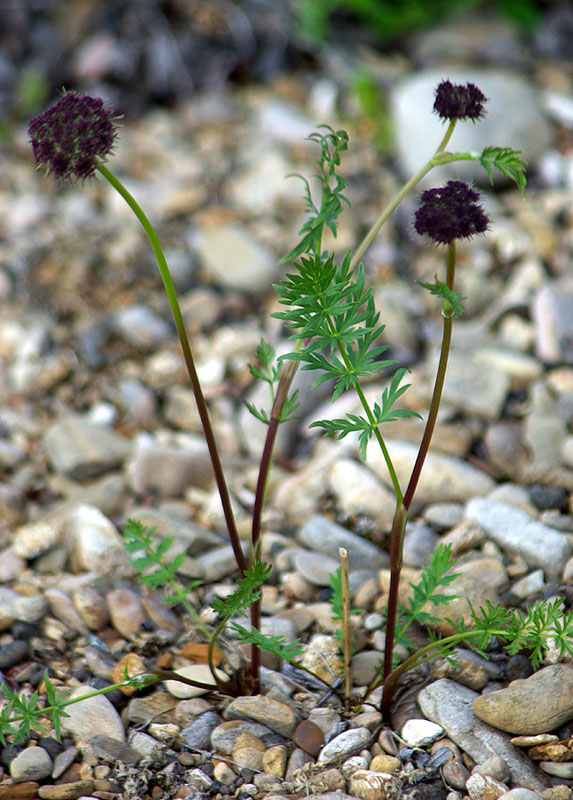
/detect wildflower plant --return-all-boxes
[5,80,570,744]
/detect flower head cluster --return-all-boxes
[28,92,119,180]
[433,80,487,122]
[414,180,489,245]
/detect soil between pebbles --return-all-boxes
[1,22,573,800]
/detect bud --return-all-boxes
[433,80,487,122]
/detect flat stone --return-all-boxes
[328,458,396,527]
[60,686,126,743]
[466,773,507,800]
[210,719,274,755]
[465,499,571,578]
[179,711,221,750]
[418,679,547,791]
[298,515,389,571]
[0,783,40,799]
[401,719,444,747]
[509,734,558,747]
[539,762,573,778]
[472,664,573,734]
[110,304,172,351]
[38,781,95,799]
[42,415,130,479]
[164,664,228,699]
[10,746,53,782]
[106,588,146,640]
[347,769,399,800]
[294,550,339,587]
[127,434,214,497]
[226,695,298,738]
[318,727,373,765]
[533,278,573,364]
[62,504,128,574]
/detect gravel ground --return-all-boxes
[0,7,572,800]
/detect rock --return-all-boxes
[0,547,26,582]
[72,586,109,630]
[294,550,339,587]
[60,686,126,743]
[472,664,573,734]
[263,744,287,777]
[179,711,221,750]
[10,746,53,782]
[501,792,544,800]
[391,69,551,184]
[533,278,573,364]
[301,634,344,684]
[401,719,444,747]
[466,773,507,800]
[298,515,389,571]
[464,499,571,578]
[0,640,30,670]
[511,569,545,599]
[472,755,510,782]
[368,440,495,507]
[44,589,88,633]
[194,221,277,293]
[318,728,373,765]
[293,720,325,757]
[328,458,396,527]
[106,588,146,640]
[210,719,274,755]
[440,519,486,557]
[369,755,400,774]
[37,782,95,799]
[418,680,547,791]
[110,304,172,350]
[12,520,61,560]
[226,695,298,738]
[431,655,490,691]
[127,434,214,497]
[51,746,79,779]
[62,504,128,574]
[440,351,511,420]
[42,415,130,479]
[111,653,147,696]
[510,735,558,747]
[164,665,228,699]
[539,762,573,778]
[402,524,439,567]
[232,732,266,771]
[442,756,470,790]
[347,769,399,800]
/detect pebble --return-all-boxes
[163,664,228,699]
[42,415,130,479]
[298,515,389,571]
[318,728,373,765]
[232,732,266,771]
[466,773,508,800]
[62,504,128,574]
[301,634,344,684]
[106,588,146,640]
[402,524,439,567]
[38,782,95,800]
[110,304,172,350]
[60,686,126,744]
[401,719,444,747]
[464,498,572,579]
[294,550,339,587]
[0,784,40,799]
[472,755,510,783]
[44,588,89,633]
[9,747,53,782]
[127,434,214,497]
[347,769,399,800]
[510,735,558,747]
[293,720,325,757]
[0,639,30,669]
[327,458,396,527]
[501,792,544,800]
[194,221,277,292]
[225,695,298,738]
[511,569,545,599]
[472,664,573,734]
[210,719,274,755]
[539,762,573,778]
[533,278,573,364]
[418,680,547,791]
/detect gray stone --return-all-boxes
[180,711,222,750]
[226,695,298,738]
[328,458,396,528]
[10,745,53,782]
[210,719,274,755]
[418,679,547,791]
[127,434,214,497]
[43,415,130,479]
[401,719,444,747]
[60,685,126,743]
[317,727,373,765]
[184,544,246,582]
[294,550,339,587]
[62,504,128,574]
[194,222,277,293]
[391,69,551,184]
[472,664,573,734]
[533,278,573,364]
[464,499,571,579]
[298,515,389,571]
[402,524,439,567]
[111,304,171,350]
[539,762,573,779]
[126,506,221,555]
[501,791,543,800]
[423,503,464,531]
[441,352,511,420]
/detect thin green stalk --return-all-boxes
[380,241,457,718]
[350,120,457,271]
[96,162,246,576]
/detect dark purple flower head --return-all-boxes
[433,80,487,122]
[28,91,119,180]
[414,180,490,245]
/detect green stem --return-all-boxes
[380,241,457,718]
[350,119,457,271]
[96,162,246,576]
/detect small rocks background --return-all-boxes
[1,3,573,800]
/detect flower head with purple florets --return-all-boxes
[433,80,487,122]
[414,180,490,245]
[28,91,119,181]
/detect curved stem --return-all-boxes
[350,120,457,271]
[96,162,245,576]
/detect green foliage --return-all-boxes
[280,126,349,263]
[311,368,422,459]
[417,277,466,318]
[479,146,527,198]
[231,623,305,662]
[211,561,272,618]
[123,519,206,633]
[245,339,299,424]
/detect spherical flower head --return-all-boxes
[414,180,490,245]
[433,80,487,122]
[28,91,119,180]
